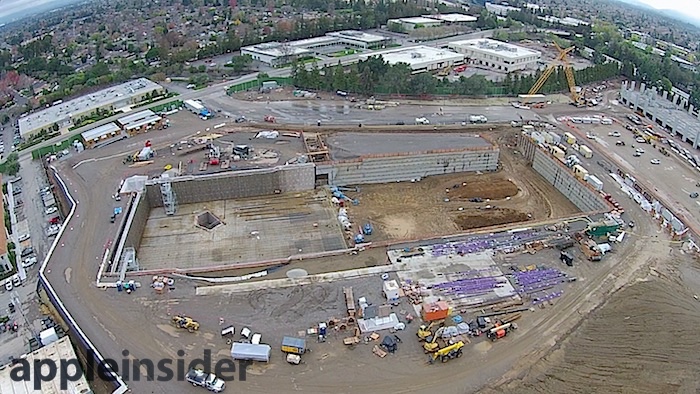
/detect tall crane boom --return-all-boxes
[528,42,582,106]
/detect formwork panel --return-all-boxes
[146,163,315,208]
[317,149,499,186]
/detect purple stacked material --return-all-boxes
[532,291,564,304]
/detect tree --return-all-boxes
[1,153,20,176]
[229,54,252,72]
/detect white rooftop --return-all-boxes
[449,39,541,59]
[243,42,312,57]
[18,78,162,135]
[117,109,158,126]
[424,13,478,23]
[81,122,121,141]
[397,17,444,24]
[290,36,339,48]
[0,336,91,394]
[124,114,162,130]
[361,46,464,67]
[326,30,389,43]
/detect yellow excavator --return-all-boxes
[171,314,200,333]
[428,341,465,364]
[417,320,444,341]
[423,327,446,353]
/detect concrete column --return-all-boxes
[683,99,688,108]
[631,81,636,90]
[640,83,646,92]
[663,91,668,100]
[690,104,694,114]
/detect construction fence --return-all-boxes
[226,77,294,94]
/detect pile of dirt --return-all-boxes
[447,179,519,200]
[507,277,700,393]
[455,208,529,230]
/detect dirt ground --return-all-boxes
[485,254,700,394]
[348,132,579,240]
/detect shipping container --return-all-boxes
[579,145,593,159]
[563,132,577,145]
[422,301,451,322]
[281,337,307,355]
[548,132,562,145]
[586,175,604,191]
[573,164,589,180]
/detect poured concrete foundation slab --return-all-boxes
[137,190,347,270]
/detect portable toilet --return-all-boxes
[383,280,400,302]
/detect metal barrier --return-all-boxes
[39,165,129,393]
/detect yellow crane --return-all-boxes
[528,42,584,106]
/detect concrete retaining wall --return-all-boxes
[122,192,150,251]
[518,133,607,212]
[145,163,316,207]
[316,149,500,186]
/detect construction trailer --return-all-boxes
[421,301,451,322]
[281,337,307,355]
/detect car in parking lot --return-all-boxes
[45,206,58,215]
[650,159,660,165]
[636,148,645,154]
[691,192,699,199]
[4,281,12,291]
[636,137,646,143]
[22,256,37,269]
[17,233,30,242]
[20,247,33,257]
[608,131,621,137]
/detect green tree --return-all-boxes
[1,153,20,176]
[229,54,253,72]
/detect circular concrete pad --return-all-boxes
[286,268,309,278]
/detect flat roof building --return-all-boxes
[81,122,123,148]
[387,17,445,30]
[359,45,464,74]
[447,38,541,72]
[485,2,521,15]
[242,30,392,66]
[423,13,478,24]
[117,109,163,135]
[241,42,313,67]
[18,78,164,138]
[0,336,91,394]
[325,30,391,49]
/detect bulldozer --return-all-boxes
[171,315,200,333]
[428,341,464,364]
[417,320,444,342]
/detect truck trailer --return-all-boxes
[230,343,271,362]
[184,99,212,119]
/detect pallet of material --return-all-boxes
[199,162,208,171]
[220,160,231,169]
[344,287,356,317]
[343,337,360,345]
[372,345,387,358]
[282,132,301,138]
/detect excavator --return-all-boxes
[172,314,200,333]
[428,341,465,364]
[423,327,446,353]
[417,320,444,341]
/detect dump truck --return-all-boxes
[281,336,306,355]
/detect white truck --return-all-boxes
[469,115,487,123]
[415,117,430,125]
[185,369,225,392]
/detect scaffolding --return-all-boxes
[119,247,140,281]
[160,175,177,215]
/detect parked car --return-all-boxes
[17,233,30,242]
[22,256,37,269]
[650,159,660,165]
[690,192,699,199]
[45,207,58,215]
[4,281,12,291]
[20,247,33,257]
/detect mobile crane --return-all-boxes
[528,42,585,107]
